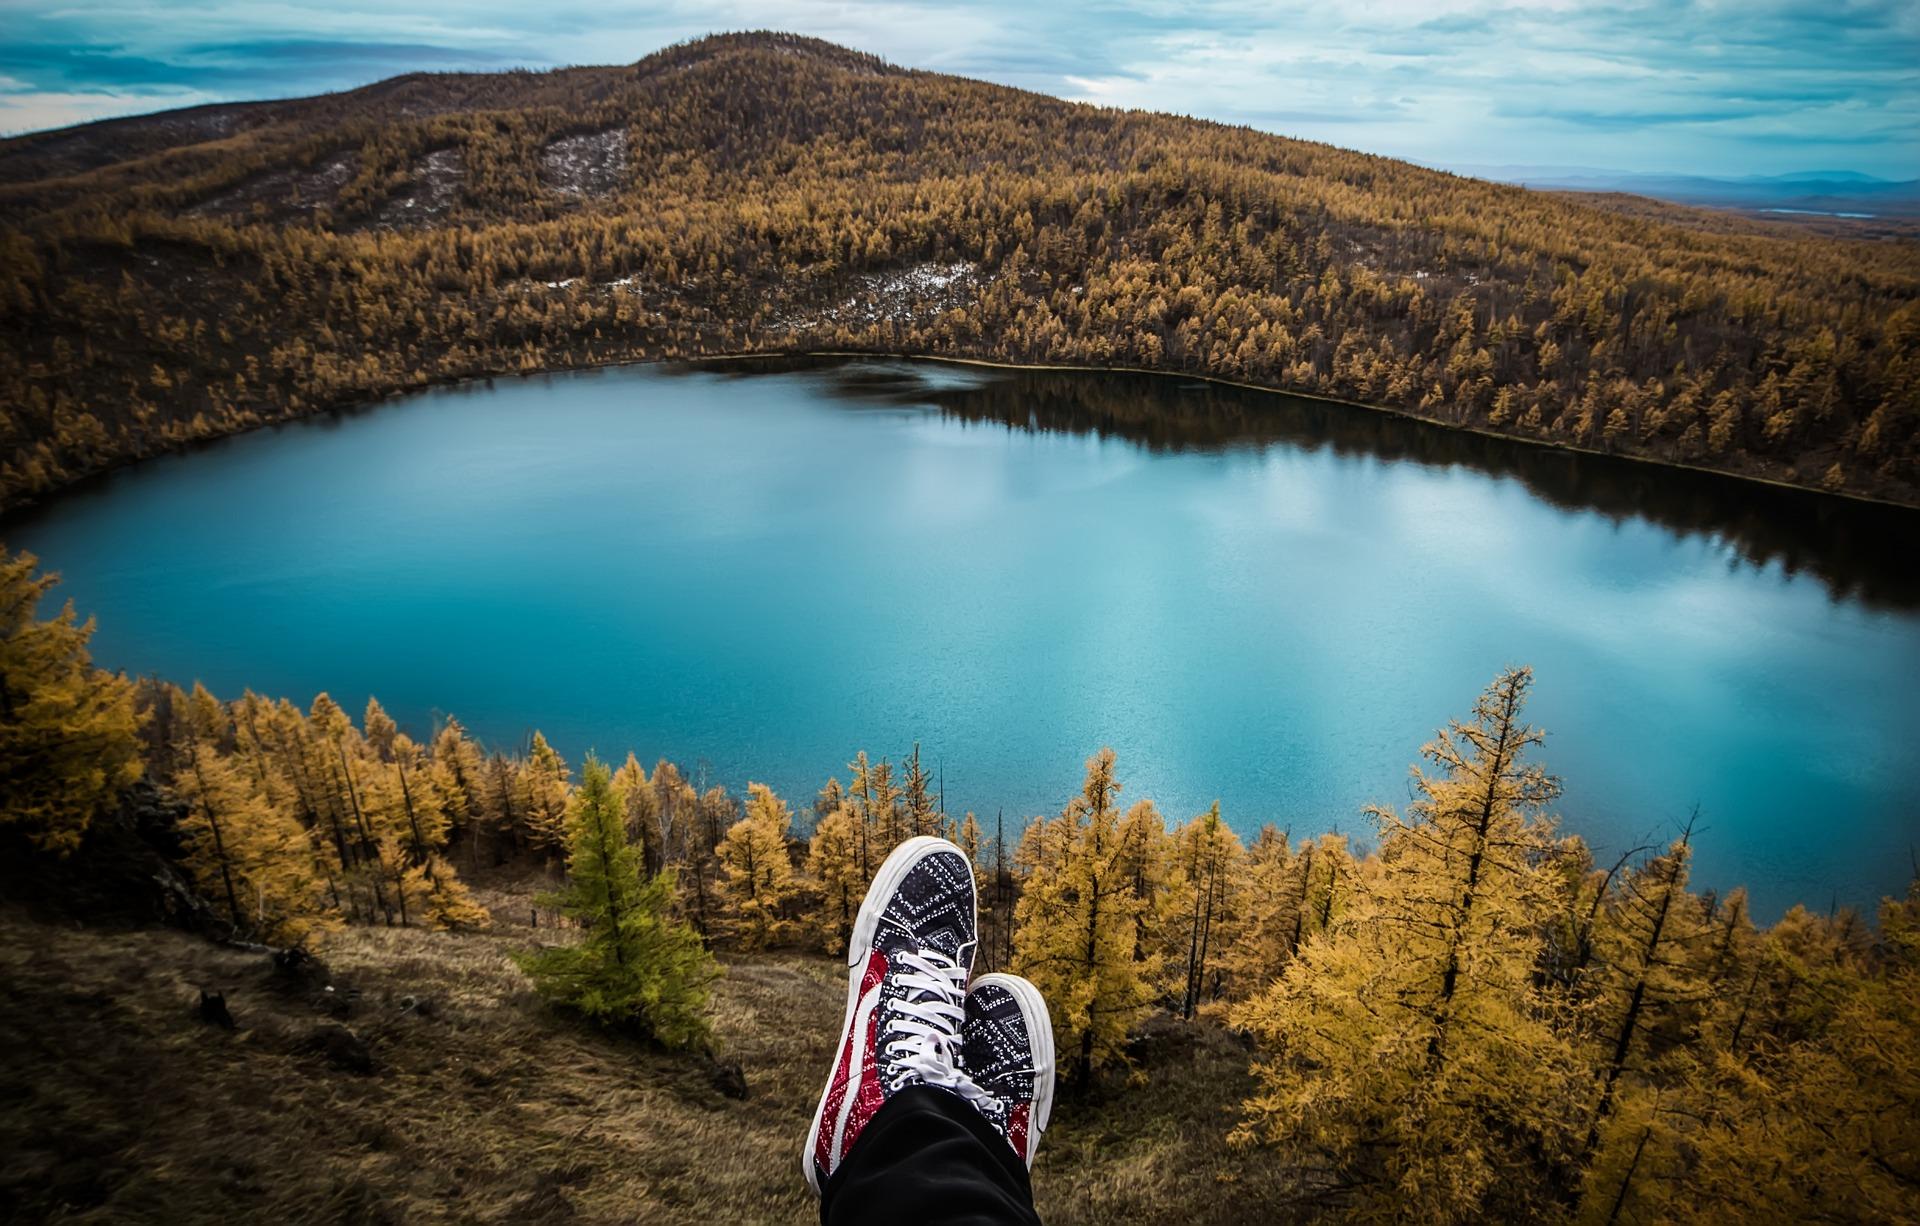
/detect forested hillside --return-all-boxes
[2,31,1917,510]
[4,545,1915,1222]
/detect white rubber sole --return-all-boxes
[801,836,975,1197]
[969,971,1056,1152]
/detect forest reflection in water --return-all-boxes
[691,355,1920,612]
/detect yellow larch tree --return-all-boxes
[955,810,983,867]
[1232,667,1588,1222]
[428,717,491,869]
[1167,801,1242,1017]
[805,803,863,955]
[1213,824,1298,1001]
[902,743,941,839]
[649,757,696,868]
[381,729,488,931]
[1576,822,1711,1177]
[610,752,665,875]
[1013,748,1157,1082]
[1114,797,1177,988]
[174,685,337,944]
[715,782,796,949]
[675,784,736,940]
[521,731,571,858]
[0,549,141,854]
[1673,882,1920,1222]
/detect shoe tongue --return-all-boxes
[879,920,974,967]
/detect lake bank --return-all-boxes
[8,341,1920,520]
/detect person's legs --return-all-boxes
[803,837,986,1193]
[821,1084,1041,1226]
[801,836,1055,1225]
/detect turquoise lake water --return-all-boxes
[7,358,1917,918]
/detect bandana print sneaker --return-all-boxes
[959,972,1056,1168]
[804,836,989,1195]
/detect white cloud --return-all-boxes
[1,0,1913,176]
[0,89,224,134]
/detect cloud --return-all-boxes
[0,87,226,131]
[0,0,1912,177]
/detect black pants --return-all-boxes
[822,1085,1042,1225]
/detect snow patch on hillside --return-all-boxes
[372,149,465,227]
[188,153,357,219]
[774,261,981,333]
[540,129,629,197]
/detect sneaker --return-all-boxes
[803,836,986,1195]
[960,973,1056,1168]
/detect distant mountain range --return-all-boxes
[1450,166,1920,218]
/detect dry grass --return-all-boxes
[0,904,1296,1223]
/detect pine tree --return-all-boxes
[1169,801,1242,1017]
[1012,748,1156,1082]
[715,782,797,949]
[806,803,863,954]
[1232,668,1586,1221]
[417,851,492,930]
[515,756,714,1046]
[610,752,665,875]
[674,784,736,939]
[902,743,940,838]
[521,731,571,857]
[429,717,489,868]
[1214,824,1296,999]
[1576,820,1710,1185]
[0,549,141,854]
[651,758,696,864]
[955,811,982,867]
[174,691,336,945]
[1114,797,1177,995]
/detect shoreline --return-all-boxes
[7,344,1919,520]
[756,349,1920,513]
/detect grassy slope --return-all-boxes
[0,894,1285,1224]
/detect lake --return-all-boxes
[6,357,1917,919]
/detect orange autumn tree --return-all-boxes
[0,549,141,855]
[1233,668,1589,1220]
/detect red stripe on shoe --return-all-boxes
[818,949,889,1175]
[1008,1101,1031,1163]
[841,1023,886,1167]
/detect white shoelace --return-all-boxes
[881,947,994,1107]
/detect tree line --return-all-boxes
[3,544,1913,1220]
[3,33,1916,515]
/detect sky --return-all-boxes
[2,0,1915,179]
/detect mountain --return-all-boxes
[1457,166,1920,218]
[1,31,1915,508]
